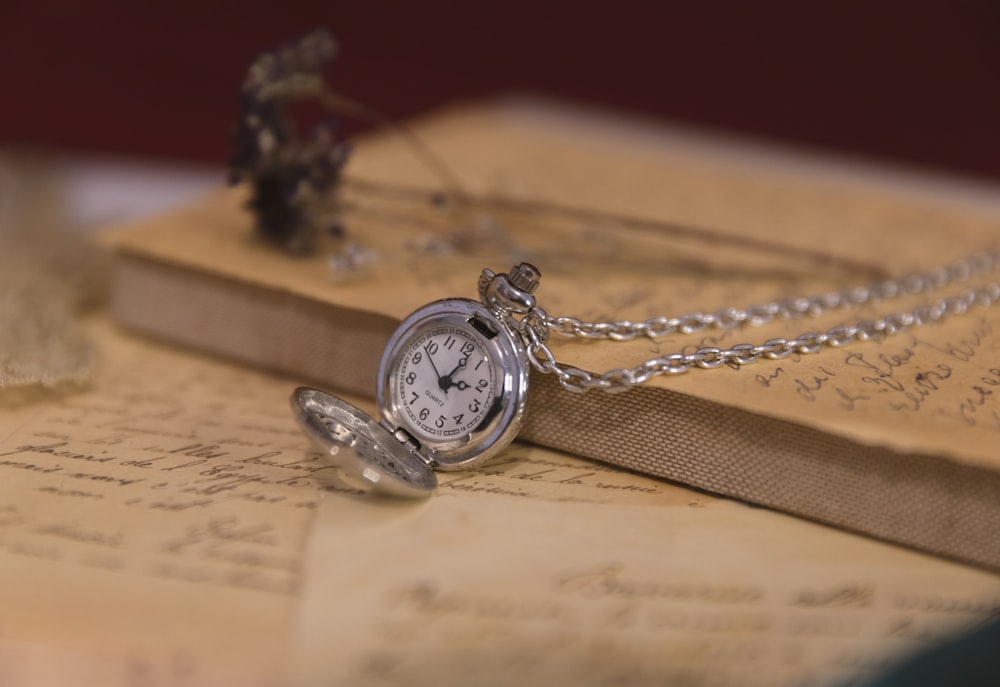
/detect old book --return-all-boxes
[106,97,1000,570]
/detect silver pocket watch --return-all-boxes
[292,263,542,498]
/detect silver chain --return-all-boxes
[518,246,1000,393]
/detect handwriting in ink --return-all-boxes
[437,475,531,497]
[391,581,572,622]
[835,387,870,411]
[754,368,784,388]
[982,369,1000,386]
[168,443,230,459]
[554,562,762,604]
[960,367,1000,428]
[911,318,992,363]
[33,521,124,548]
[0,441,121,464]
[793,583,873,608]
[794,367,837,402]
[844,351,953,412]
[958,384,995,427]
[843,349,916,379]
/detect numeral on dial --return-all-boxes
[397,321,497,441]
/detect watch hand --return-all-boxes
[424,349,448,394]
[445,355,469,381]
[440,355,470,392]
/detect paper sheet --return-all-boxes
[4,318,998,687]
[294,456,1000,687]
[0,318,336,686]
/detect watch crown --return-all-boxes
[479,263,542,316]
[508,263,541,294]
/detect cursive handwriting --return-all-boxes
[747,317,1000,429]
[793,583,873,608]
[793,367,837,402]
[427,448,678,505]
[554,562,763,604]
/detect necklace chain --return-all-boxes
[517,246,1000,393]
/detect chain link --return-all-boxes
[520,247,1000,393]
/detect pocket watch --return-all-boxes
[292,263,542,498]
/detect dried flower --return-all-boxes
[228,28,350,255]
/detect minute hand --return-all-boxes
[424,347,448,393]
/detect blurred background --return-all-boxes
[1,0,999,180]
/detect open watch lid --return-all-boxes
[292,387,437,498]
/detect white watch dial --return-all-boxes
[394,325,498,442]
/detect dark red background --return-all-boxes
[2,1,999,179]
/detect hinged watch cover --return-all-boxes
[291,267,539,499]
[292,386,437,498]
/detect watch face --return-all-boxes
[394,324,498,442]
[377,299,529,470]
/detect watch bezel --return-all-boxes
[377,298,529,471]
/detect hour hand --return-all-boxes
[445,355,469,381]
[440,356,470,392]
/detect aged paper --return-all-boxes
[0,319,997,687]
[294,462,1000,687]
[0,318,341,686]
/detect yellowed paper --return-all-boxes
[5,317,997,687]
[294,458,1000,687]
[0,318,340,686]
